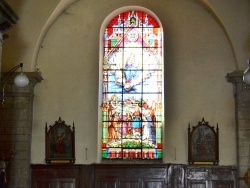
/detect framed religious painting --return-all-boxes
[45,117,75,164]
[188,118,219,165]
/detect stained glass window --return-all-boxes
[101,10,163,159]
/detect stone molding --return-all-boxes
[0,0,18,33]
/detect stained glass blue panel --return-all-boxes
[102,10,163,159]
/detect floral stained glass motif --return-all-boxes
[102,11,163,159]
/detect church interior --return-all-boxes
[0,0,250,187]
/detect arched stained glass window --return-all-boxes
[101,9,164,160]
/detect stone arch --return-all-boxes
[31,0,79,71]
[198,0,238,70]
[31,0,239,71]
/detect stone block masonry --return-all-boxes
[227,71,250,188]
[0,72,42,188]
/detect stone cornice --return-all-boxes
[1,72,43,93]
[226,70,244,84]
[1,71,43,83]
[0,0,18,32]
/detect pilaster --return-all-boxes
[0,72,42,188]
[227,70,250,188]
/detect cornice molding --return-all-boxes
[226,70,244,84]
[0,0,18,33]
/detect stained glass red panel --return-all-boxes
[102,10,163,160]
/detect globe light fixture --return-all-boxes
[243,60,250,85]
[14,72,29,87]
[1,63,29,105]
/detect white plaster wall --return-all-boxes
[2,0,250,165]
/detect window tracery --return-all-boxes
[101,10,164,160]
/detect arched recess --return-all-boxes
[198,0,239,70]
[31,0,79,71]
[98,6,164,162]
[31,0,239,71]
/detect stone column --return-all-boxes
[0,72,42,188]
[227,71,250,188]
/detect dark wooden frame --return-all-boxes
[31,164,237,188]
[188,118,219,165]
[45,117,75,164]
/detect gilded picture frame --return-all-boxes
[45,117,75,164]
[188,118,219,165]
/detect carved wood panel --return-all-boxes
[186,166,237,188]
[31,164,81,188]
[187,180,207,188]
[94,164,168,188]
[120,177,141,188]
[211,181,235,188]
[32,180,51,188]
[32,178,75,188]
[143,178,165,188]
[95,176,118,188]
[31,164,236,188]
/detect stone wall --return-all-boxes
[0,72,42,188]
[227,71,250,188]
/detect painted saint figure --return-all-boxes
[143,100,156,145]
[123,53,142,91]
[56,132,65,154]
